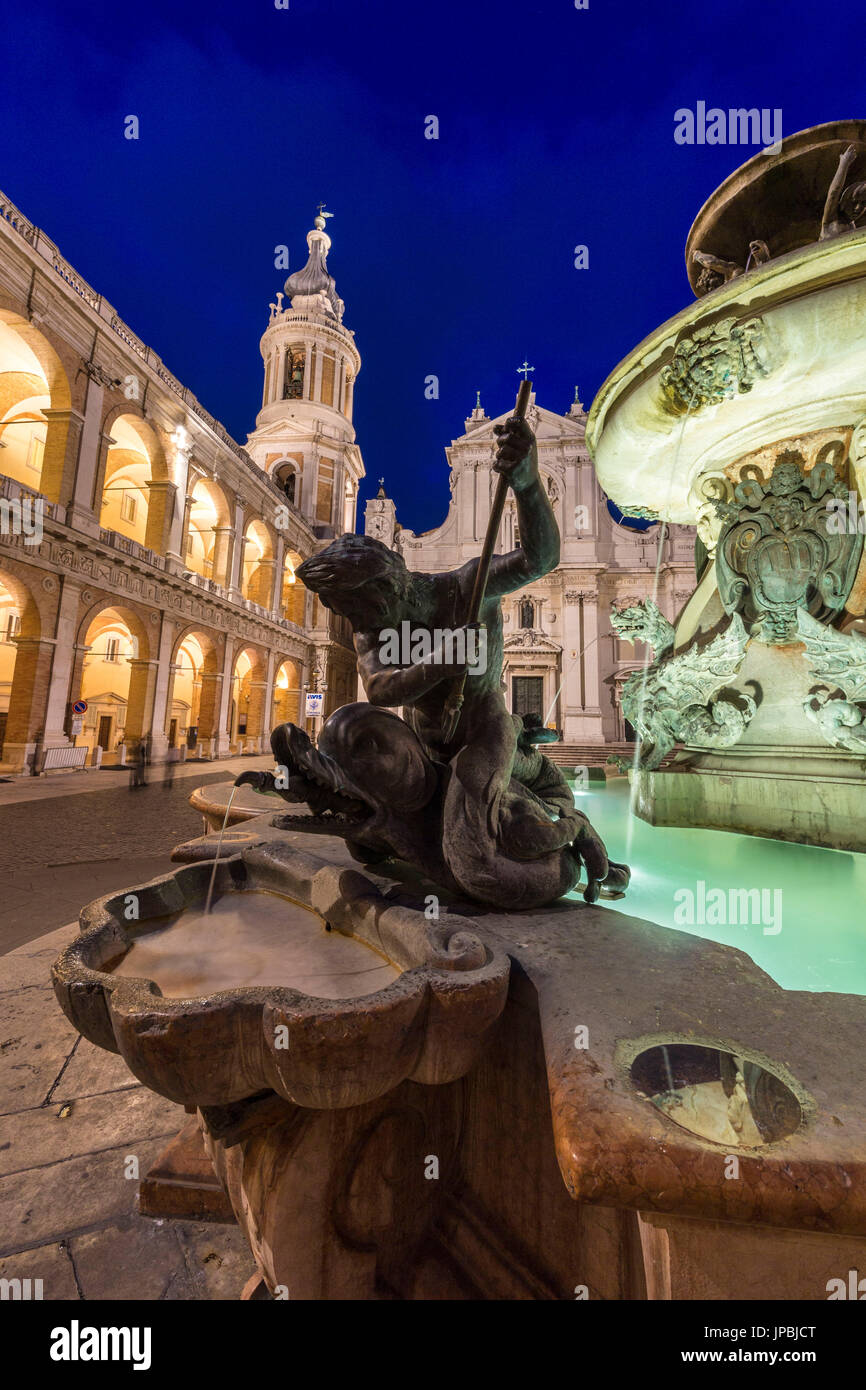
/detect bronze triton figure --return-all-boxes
[238,398,629,910]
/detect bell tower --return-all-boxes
[246,207,364,536]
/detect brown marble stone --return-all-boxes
[52,803,866,1299]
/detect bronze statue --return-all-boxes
[239,412,629,910]
[820,143,866,240]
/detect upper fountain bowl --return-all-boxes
[685,120,866,294]
[586,120,866,530]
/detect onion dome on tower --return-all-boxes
[246,206,364,538]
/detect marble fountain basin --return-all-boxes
[51,840,511,1112]
[189,780,275,834]
[586,122,866,525]
[50,785,866,1299]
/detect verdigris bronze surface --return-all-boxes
[239,413,629,910]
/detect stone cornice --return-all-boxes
[0,521,310,658]
[0,191,285,500]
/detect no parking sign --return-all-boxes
[72,700,87,715]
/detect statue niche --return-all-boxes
[283,349,305,401]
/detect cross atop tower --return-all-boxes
[516,360,535,381]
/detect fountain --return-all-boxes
[588,120,866,851]
[50,151,866,1299]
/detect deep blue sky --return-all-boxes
[1,0,862,532]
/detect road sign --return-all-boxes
[305,692,324,718]
[72,700,87,715]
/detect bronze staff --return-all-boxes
[441,377,533,742]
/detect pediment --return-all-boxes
[246,416,314,446]
[83,691,128,706]
[454,403,584,448]
[503,629,562,654]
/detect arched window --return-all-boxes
[283,347,305,400]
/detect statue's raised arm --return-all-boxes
[468,414,560,603]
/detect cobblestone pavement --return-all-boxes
[0,923,256,1299]
[0,758,271,952]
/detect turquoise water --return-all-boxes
[572,779,866,996]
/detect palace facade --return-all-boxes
[366,391,695,745]
[0,195,363,773]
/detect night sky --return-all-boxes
[1,0,862,533]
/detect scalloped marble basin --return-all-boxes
[52,842,510,1112]
[110,891,399,1000]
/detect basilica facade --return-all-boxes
[366,390,696,746]
[0,195,362,773]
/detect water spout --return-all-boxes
[204,785,238,915]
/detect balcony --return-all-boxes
[0,473,62,522]
[98,527,166,570]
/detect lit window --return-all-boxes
[5,613,20,640]
[121,493,137,523]
[26,435,45,473]
[105,638,120,663]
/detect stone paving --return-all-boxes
[0,755,272,952]
[0,760,272,1298]
[0,922,257,1300]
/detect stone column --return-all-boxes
[211,525,235,590]
[66,642,92,719]
[303,344,313,401]
[214,637,237,758]
[228,501,247,601]
[125,658,160,745]
[0,636,56,772]
[146,618,177,763]
[197,670,222,753]
[144,480,179,558]
[247,558,276,608]
[313,348,324,404]
[41,407,84,507]
[41,577,84,745]
[172,492,195,572]
[66,380,105,535]
[579,593,606,741]
[271,536,286,613]
[306,449,320,529]
[91,429,115,525]
[246,679,268,751]
[263,648,277,741]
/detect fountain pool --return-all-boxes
[572,779,866,995]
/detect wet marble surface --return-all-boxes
[111,890,399,999]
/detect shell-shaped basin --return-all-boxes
[52,839,510,1112]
